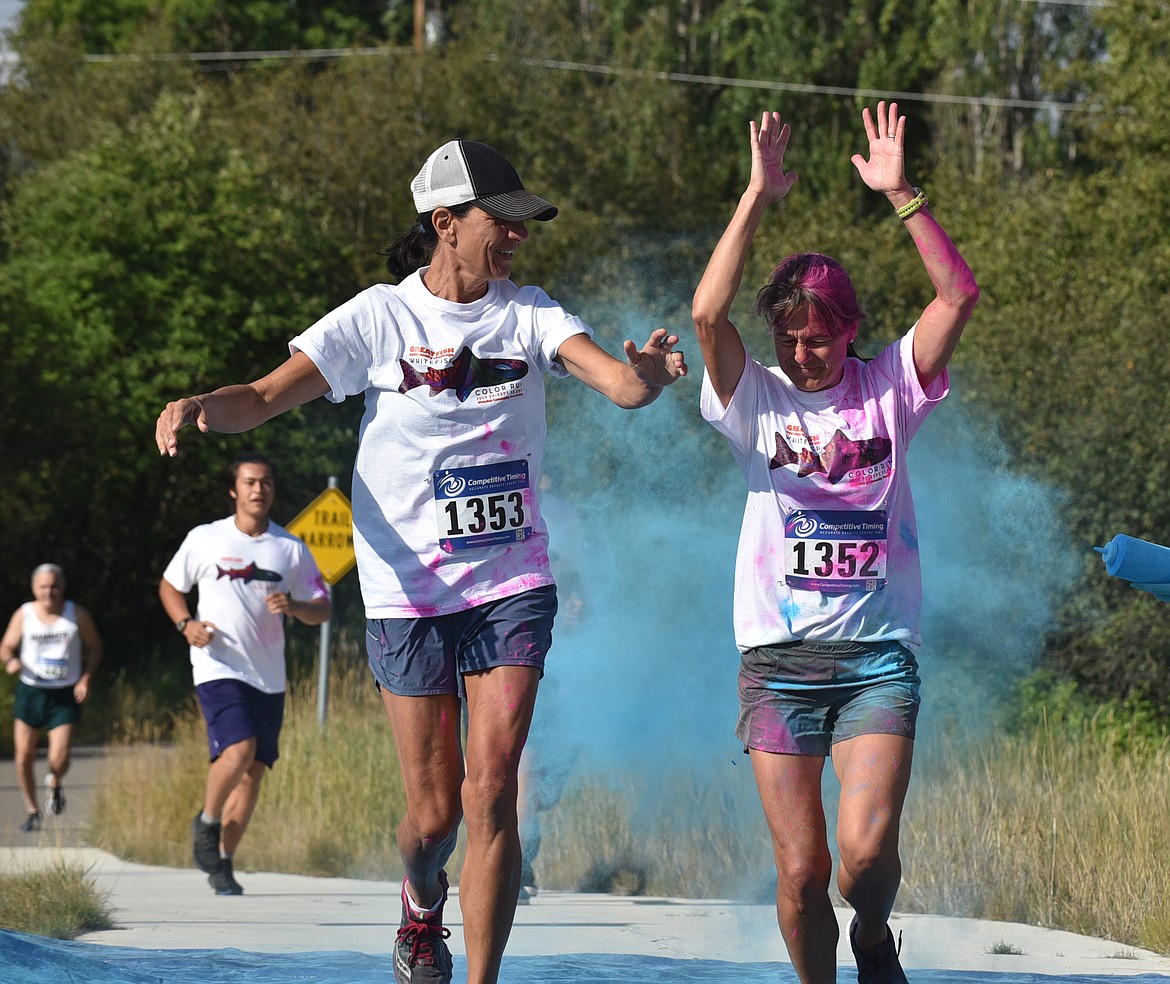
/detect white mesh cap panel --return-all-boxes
[411,141,476,213]
[409,138,557,221]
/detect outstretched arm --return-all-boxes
[851,101,979,388]
[556,328,687,409]
[692,111,798,408]
[155,351,331,456]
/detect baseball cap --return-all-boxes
[410,139,558,222]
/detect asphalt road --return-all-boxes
[0,743,104,849]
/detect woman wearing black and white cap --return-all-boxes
[155,138,687,984]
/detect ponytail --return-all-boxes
[379,203,478,280]
[380,216,435,280]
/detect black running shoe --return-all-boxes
[850,916,909,984]
[393,871,453,984]
[208,858,244,896]
[18,811,42,833]
[191,813,222,874]
[46,775,65,816]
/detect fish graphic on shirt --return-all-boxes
[769,429,892,484]
[216,563,282,583]
[398,346,529,402]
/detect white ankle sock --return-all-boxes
[402,879,442,918]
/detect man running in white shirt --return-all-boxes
[159,452,331,895]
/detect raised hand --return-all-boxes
[750,111,798,203]
[850,100,908,195]
[623,328,688,387]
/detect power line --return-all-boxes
[79,46,1093,113]
[82,45,403,64]
[500,56,1092,113]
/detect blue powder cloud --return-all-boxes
[534,369,1077,775]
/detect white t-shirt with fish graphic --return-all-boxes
[290,269,592,619]
[700,326,946,653]
[162,516,329,692]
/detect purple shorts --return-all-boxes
[366,585,558,698]
[737,639,920,756]
[194,678,285,767]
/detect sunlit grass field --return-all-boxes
[87,651,1170,955]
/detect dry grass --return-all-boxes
[536,768,771,899]
[0,860,116,938]
[901,710,1170,954]
[90,656,412,881]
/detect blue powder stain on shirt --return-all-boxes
[900,521,918,550]
[780,598,801,629]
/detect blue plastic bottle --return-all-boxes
[1094,534,1170,582]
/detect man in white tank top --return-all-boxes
[1,563,102,832]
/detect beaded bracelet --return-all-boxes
[896,187,929,220]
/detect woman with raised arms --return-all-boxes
[692,103,978,984]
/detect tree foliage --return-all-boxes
[16,0,395,53]
[0,87,358,655]
[1,0,1169,713]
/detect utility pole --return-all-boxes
[414,0,426,54]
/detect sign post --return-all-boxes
[286,477,356,727]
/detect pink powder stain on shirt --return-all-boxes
[500,440,517,453]
[840,408,869,432]
[508,574,549,593]
[754,543,779,571]
[397,603,444,618]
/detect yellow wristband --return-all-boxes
[896,187,928,220]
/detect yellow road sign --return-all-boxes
[286,486,356,585]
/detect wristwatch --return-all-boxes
[175,618,190,633]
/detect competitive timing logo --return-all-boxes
[216,563,282,584]
[770,429,892,484]
[789,512,820,538]
[436,473,467,498]
[399,346,529,403]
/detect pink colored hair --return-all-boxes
[754,252,867,339]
